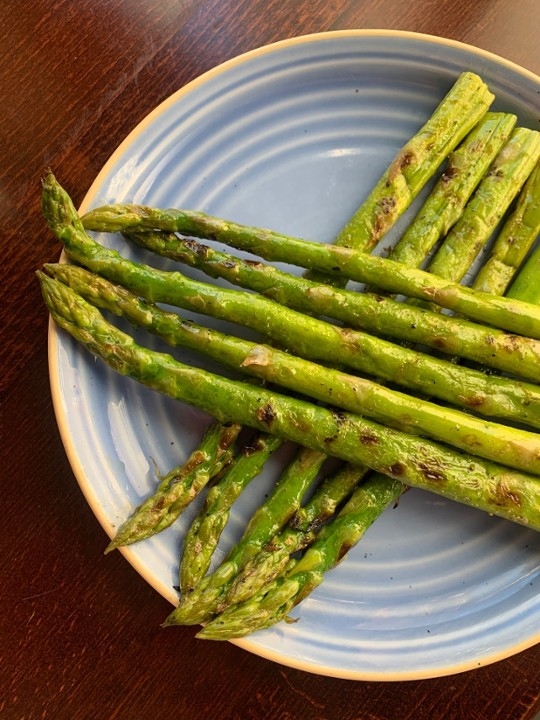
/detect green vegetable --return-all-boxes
[123,229,540,383]
[390,112,517,268]
[168,445,327,624]
[46,262,540,474]
[104,419,241,551]
[80,189,540,339]
[41,175,540,427]
[38,274,540,537]
[427,129,540,283]
[329,72,494,252]
[179,432,283,593]
[479,162,540,296]
[507,240,540,305]
[225,463,369,606]
[195,474,416,639]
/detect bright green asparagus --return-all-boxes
[171,445,328,623]
[104,419,241,551]
[174,75,497,604]
[123,229,540,382]
[80,192,540,340]
[45,262,540,474]
[308,71,494,256]
[225,463,370,606]
[197,473,404,639]
[389,112,517,268]
[42,175,540,429]
[179,432,284,593]
[427,128,540,283]
[211,150,540,611]
[507,241,540,305]
[39,274,540,531]
[196,221,540,638]
[193,136,540,616]
[477,162,540,295]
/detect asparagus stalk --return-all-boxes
[197,227,540,639]
[161,76,493,590]
[507,241,540,305]
[225,463,370,606]
[199,173,540,631]
[123,229,540,382]
[173,445,328,622]
[179,432,284,593]
[389,112,517,268]
[103,419,241,551]
[217,154,540,610]
[39,274,540,534]
[45,262,540,473]
[197,473,404,639]
[476,162,540,295]
[198,113,513,605]
[427,129,540,282]
[307,71,494,256]
[42,175,540,426]
[80,193,540,340]
[198,141,540,614]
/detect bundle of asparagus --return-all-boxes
[38,70,540,640]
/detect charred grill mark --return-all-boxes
[418,461,446,483]
[256,402,277,428]
[184,237,211,257]
[337,542,354,562]
[388,462,406,477]
[242,437,267,456]
[218,424,240,451]
[460,394,486,408]
[387,149,416,184]
[432,336,449,350]
[360,432,379,445]
[441,164,459,183]
[332,410,347,427]
[492,478,523,507]
[263,542,282,553]
[379,196,397,215]
[152,496,167,511]
[289,513,326,533]
[171,450,206,484]
[245,259,265,269]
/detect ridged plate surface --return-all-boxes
[48,30,540,680]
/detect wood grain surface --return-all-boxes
[2,1,539,719]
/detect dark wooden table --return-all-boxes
[2,2,539,719]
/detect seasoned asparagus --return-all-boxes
[162,76,495,594]
[196,223,540,638]
[475,162,540,295]
[427,129,540,282]
[389,112,517,268]
[326,71,494,255]
[215,154,540,611]
[39,274,540,534]
[197,473,404,639]
[123,229,540,381]
[172,445,327,622]
[179,432,284,593]
[46,262,540,473]
[80,192,540,339]
[105,419,241,551]
[41,175,540,426]
[225,463,370,606]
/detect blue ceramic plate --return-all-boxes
[48,30,540,680]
